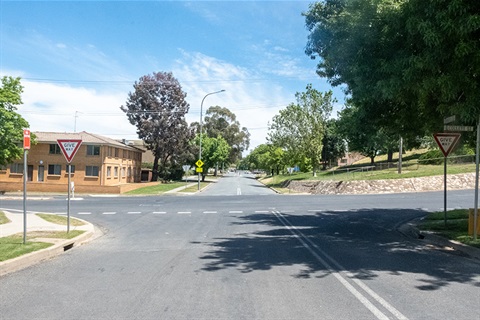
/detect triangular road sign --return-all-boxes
[433,133,461,157]
[57,139,83,163]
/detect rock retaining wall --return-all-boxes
[284,173,476,195]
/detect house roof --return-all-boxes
[33,131,144,152]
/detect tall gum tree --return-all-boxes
[121,72,192,181]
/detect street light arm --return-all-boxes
[198,89,225,190]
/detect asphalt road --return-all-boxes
[1,173,479,319]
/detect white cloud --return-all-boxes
[18,80,137,138]
[173,51,293,151]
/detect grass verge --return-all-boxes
[260,163,476,190]
[125,181,187,195]
[0,230,84,262]
[0,211,11,224]
[37,213,85,226]
[416,209,480,248]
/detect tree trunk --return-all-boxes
[370,156,375,165]
[152,155,160,181]
[387,150,393,162]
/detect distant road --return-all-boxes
[199,171,276,196]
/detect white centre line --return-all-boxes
[255,210,269,213]
[203,211,218,214]
[178,211,191,214]
[273,211,408,320]
[152,211,167,214]
[127,212,141,214]
[102,212,116,215]
[77,212,92,215]
[229,211,243,214]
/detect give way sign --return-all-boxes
[433,133,461,157]
[57,139,83,163]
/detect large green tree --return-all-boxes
[194,106,250,164]
[121,72,193,181]
[304,0,480,138]
[0,76,30,166]
[268,84,334,176]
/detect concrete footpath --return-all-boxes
[0,210,96,277]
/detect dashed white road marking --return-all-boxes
[127,211,141,214]
[203,211,218,214]
[255,210,269,213]
[77,212,92,215]
[153,211,167,214]
[178,211,191,214]
[229,210,243,214]
[102,212,116,215]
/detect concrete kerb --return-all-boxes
[0,214,97,277]
[398,220,480,261]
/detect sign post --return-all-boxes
[196,159,204,191]
[57,139,82,233]
[182,165,191,185]
[433,133,461,227]
[22,129,30,244]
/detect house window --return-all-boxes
[87,145,100,156]
[114,167,118,177]
[66,165,75,173]
[128,167,132,177]
[49,144,61,154]
[48,164,62,175]
[122,167,126,177]
[86,166,99,177]
[10,163,23,174]
[114,148,119,158]
[107,166,111,177]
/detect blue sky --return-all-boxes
[0,0,344,152]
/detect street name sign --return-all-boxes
[57,139,82,163]
[444,115,456,124]
[444,125,474,132]
[433,133,461,157]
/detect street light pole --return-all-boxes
[198,89,225,191]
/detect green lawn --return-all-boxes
[0,230,84,262]
[125,181,188,195]
[416,209,480,248]
[37,213,86,226]
[0,211,10,225]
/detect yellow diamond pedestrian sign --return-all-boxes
[196,159,204,167]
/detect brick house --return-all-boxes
[0,131,144,194]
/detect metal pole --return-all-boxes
[198,90,225,191]
[474,116,480,240]
[444,156,447,228]
[398,136,403,174]
[23,150,27,244]
[67,164,71,233]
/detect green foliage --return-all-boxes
[304,0,480,143]
[418,149,443,165]
[195,106,250,165]
[0,76,30,166]
[268,84,334,175]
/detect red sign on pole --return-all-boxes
[23,129,31,150]
[57,139,82,163]
[433,133,461,157]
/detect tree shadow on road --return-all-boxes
[196,209,480,291]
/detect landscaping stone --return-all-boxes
[284,173,476,195]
